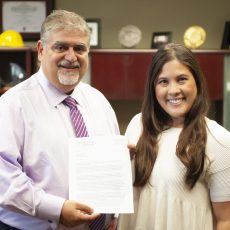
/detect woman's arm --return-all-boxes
[212,201,230,230]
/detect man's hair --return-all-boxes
[40,10,91,45]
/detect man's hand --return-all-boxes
[59,200,100,227]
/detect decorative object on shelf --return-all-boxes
[0,62,26,87]
[86,18,101,48]
[0,0,54,40]
[118,25,142,48]
[151,31,172,49]
[0,29,24,47]
[221,21,230,49]
[184,25,206,49]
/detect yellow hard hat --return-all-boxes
[0,30,24,47]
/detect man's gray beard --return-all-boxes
[58,70,80,85]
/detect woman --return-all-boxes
[118,43,230,230]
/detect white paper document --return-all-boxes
[69,135,134,213]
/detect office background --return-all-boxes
[55,0,230,49]
[54,0,230,133]
[1,0,229,133]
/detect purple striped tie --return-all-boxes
[63,96,88,137]
[63,96,106,230]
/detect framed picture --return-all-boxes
[151,31,172,49]
[86,18,101,48]
[221,21,230,49]
[0,0,54,40]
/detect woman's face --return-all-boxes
[155,59,197,127]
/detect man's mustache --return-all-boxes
[58,61,80,69]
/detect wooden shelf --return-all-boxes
[90,49,230,125]
[1,48,229,126]
[90,49,230,101]
[0,47,37,94]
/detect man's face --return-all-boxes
[37,30,89,93]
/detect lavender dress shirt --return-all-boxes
[0,68,120,230]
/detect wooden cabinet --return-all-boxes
[1,48,227,101]
[90,49,230,101]
[90,49,230,125]
[90,51,151,99]
[0,47,34,94]
[91,50,152,100]
[0,48,229,126]
[0,47,33,77]
[194,51,225,100]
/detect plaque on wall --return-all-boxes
[0,0,54,40]
[183,25,206,49]
[118,25,142,48]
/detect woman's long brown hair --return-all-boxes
[134,43,209,189]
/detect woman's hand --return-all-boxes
[127,143,136,160]
[107,217,118,230]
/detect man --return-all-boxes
[0,10,119,230]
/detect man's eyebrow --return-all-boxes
[53,41,87,46]
[53,41,67,45]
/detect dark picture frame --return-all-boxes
[221,21,230,49]
[86,18,101,48]
[151,31,172,49]
[0,0,54,40]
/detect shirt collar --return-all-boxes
[70,85,84,107]
[36,68,67,107]
[36,67,84,107]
